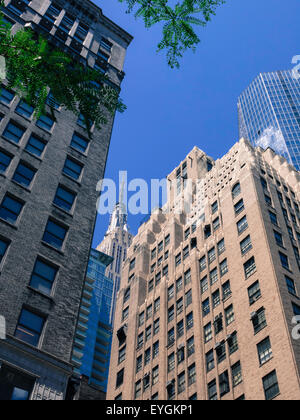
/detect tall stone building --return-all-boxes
[108,138,300,401]
[0,0,132,400]
[238,70,300,171]
[97,201,133,325]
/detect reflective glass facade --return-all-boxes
[72,249,114,393]
[238,70,300,170]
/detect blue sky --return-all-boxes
[92,0,300,247]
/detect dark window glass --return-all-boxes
[71,133,89,153]
[0,150,12,173]
[36,115,54,131]
[234,199,245,215]
[15,308,45,346]
[244,256,256,278]
[15,101,34,119]
[3,122,25,143]
[263,371,279,400]
[12,163,36,187]
[0,86,14,104]
[30,258,57,295]
[219,370,230,397]
[248,281,261,305]
[0,195,23,224]
[53,186,76,211]
[0,238,9,263]
[42,219,68,249]
[25,134,46,157]
[63,158,83,180]
[257,337,272,365]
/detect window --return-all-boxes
[36,115,54,131]
[213,217,220,231]
[184,227,190,240]
[212,290,220,308]
[185,289,192,307]
[211,201,218,214]
[219,371,230,397]
[42,219,68,249]
[199,256,207,272]
[135,380,141,398]
[153,341,159,359]
[100,37,112,52]
[151,248,156,260]
[176,297,183,315]
[25,134,46,157]
[168,284,174,301]
[232,362,242,387]
[202,298,210,317]
[269,211,278,226]
[186,312,193,330]
[237,215,248,234]
[248,281,261,305]
[46,92,60,109]
[118,346,126,364]
[44,3,61,22]
[222,281,231,301]
[284,276,296,297]
[70,133,89,153]
[208,379,217,400]
[3,121,25,143]
[260,177,268,190]
[274,231,283,247]
[176,276,183,293]
[0,238,9,263]
[59,13,75,33]
[220,259,228,277]
[15,308,45,346]
[200,276,208,294]
[163,265,168,277]
[216,341,226,364]
[168,306,174,323]
[138,311,145,327]
[0,150,12,173]
[146,304,153,320]
[188,363,196,386]
[177,346,185,364]
[228,331,238,354]
[292,303,300,316]
[168,353,175,372]
[167,381,175,400]
[165,234,170,246]
[252,307,267,334]
[204,322,212,343]
[257,337,272,365]
[0,195,23,224]
[263,371,280,400]
[206,350,215,372]
[240,235,252,255]
[137,333,143,350]
[204,224,211,239]
[208,247,216,264]
[234,199,245,215]
[184,269,191,285]
[30,258,57,295]
[178,372,185,394]
[144,348,151,365]
[217,239,225,255]
[187,336,195,357]
[63,157,83,180]
[279,252,289,270]
[154,298,160,313]
[153,318,160,335]
[0,365,35,401]
[152,366,159,385]
[73,22,89,43]
[54,186,76,212]
[146,326,152,342]
[225,305,235,325]
[122,307,129,321]
[265,194,272,206]
[175,253,181,267]
[232,183,241,199]
[148,278,154,292]
[0,86,14,104]
[214,314,223,334]
[244,256,256,279]
[210,267,218,285]
[177,320,184,338]
[15,101,34,119]
[12,162,36,187]
[155,272,161,286]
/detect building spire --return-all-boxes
[106,174,129,234]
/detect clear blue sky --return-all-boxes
[92,0,300,247]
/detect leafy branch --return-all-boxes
[119,0,225,68]
[0,2,125,137]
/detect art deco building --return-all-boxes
[108,138,300,401]
[238,70,300,171]
[0,0,131,400]
[97,201,133,325]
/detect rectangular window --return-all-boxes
[25,134,46,157]
[73,22,89,43]
[0,195,23,224]
[204,322,212,343]
[13,162,36,187]
[36,115,54,131]
[122,307,129,321]
[214,314,223,334]
[152,366,159,385]
[244,257,256,279]
[185,289,192,307]
[217,238,225,255]
[184,269,191,285]
[165,234,170,246]
[176,297,183,315]
[153,341,159,359]
[285,276,297,296]
[186,312,194,330]
[135,380,142,398]
[168,284,174,301]
[225,304,235,326]
[188,363,196,386]
[187,336,195,357]
[177,371,186,394]
[199,256,206,272]
[222,281,231,301]
[252,307,267,334]
[15,308,45,347]
[263,371,280,400]
[63,157,83,180]
[212,290,220,308]
[138,311,144,327]
[177,320,184,338]
[257,337,272,365]
[15,101,34,119]
[42,219,68,249]
[3,121,25,143]
[269,211,278,226]
[210,267,218,285]
[279,252,289,270]
[202,298,210,317]
[228,331,238,354]
[168,306,174,323]
[168,353,175,372]
[118,345,126,364]
[274,230,283,247]
[232,362,242,387]
[292,303,300,316]
[200,276,208,294]
[70,133,89,153]
[54,186,76,212]
[220,259,228,276]
[137,333,144,350]
[146,304,153,320]
[30,258,57,295]
[0,86,14,105]
[237,215,248,234]
[0,150,12,173]
[208,379,217,400]
[240,235,252,255]
[176,276,183,293]
[145,325,152,342]
[206,350,215,372]
[216,342,226,364]
[208,247,216,264]
[213,217,220,231]
[248,281,261,305]
[234,199,245,215]
[0,238,9,263]
[211,201,218,214]
[144,348,151,365]
[136,355,142,373]
[175,253,181,267]
[219,370,230,397]
[154,298,160,314]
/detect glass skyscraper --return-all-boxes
[72,249,114,394]
[238,70,300,170]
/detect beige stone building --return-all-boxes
[107,139,300,401]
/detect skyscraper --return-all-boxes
[97,200,133,326]
[238,70,300,171]
[72,249,114,399]
[0,0,132,400]
[108,139,300,401]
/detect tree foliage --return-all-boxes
[0,2,125,137]
[119,0,225,68]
